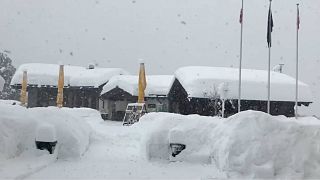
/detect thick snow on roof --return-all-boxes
[0,76,4,91]
[11,63,128,88]
[175,66,313,102]
[102,75,174,97]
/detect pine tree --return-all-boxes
[0,52,18,100]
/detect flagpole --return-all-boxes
[268,44,271,114]
[295,3,300,119]
[267,0,272,114]
[238,0,244,113]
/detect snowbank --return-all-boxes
[137,111,320,178]
[211,111,320,178]
[0,101,100,160]
[11,63,128,87]
[137,113,221,163]
[174,66,313,102]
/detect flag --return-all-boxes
[56,64,64,108]
[267,3,274,48]
[297,6,300,30]
[239,8,243,24]
[138,62,147,103]
[20,70,28,106]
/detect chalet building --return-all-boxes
[11,63,128,109]
[168,66,313,117]
[100,75,174,120]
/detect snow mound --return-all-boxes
[137,111,320,178]
[0,101,96,160]
[35,123,57,142]
[211,111,320,178]
[137,113,221,162]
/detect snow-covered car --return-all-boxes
[35,124,58,154]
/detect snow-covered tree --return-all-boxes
[218,82,229,118]
[203,84,221,116]
[0,52,18,100]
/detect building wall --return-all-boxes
[168,79,309,118]
[99,99,130,121]
[100,96,169,121]
[23,86,100,110]
[145,98,168,112]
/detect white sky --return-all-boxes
[1,0,320,114]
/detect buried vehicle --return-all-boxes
[122,103,147,126]
[141,113,217,163]
[35,123,58,154]
[145,126,210,163]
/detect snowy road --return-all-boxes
[25,120,221,179]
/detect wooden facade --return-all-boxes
[168,79,311,118]
[12,84,103,110]
[100,87,169,121]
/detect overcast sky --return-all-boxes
[1,0,320,114]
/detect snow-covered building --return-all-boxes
[168,66,313,117]
[100,75,174,120]
[11,63,128,109]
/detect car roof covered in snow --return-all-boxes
[11,63,128,88]
[101,75,174,97]
[174,66,313,102]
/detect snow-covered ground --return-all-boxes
[1,100,320,179]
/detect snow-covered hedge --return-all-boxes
[138,111,320,178]
[0,101,99,160]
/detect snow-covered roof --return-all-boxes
[174,66,313,102]
[0,76,4,91]
[11,63,128,88]
[101,75,174,97]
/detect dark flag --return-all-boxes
[297,6,300,30]
[267,3,274,48]
[239,8,243,24]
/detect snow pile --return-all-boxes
[0,75,4,91]
[137,111,320,178]
[0,99,19,105]
[35,123,57,142]
[61,107,103,123]
[211,111,320,178]
[102,75,174,97]
[297,104,316,117]
[136,112,220,162]
[11,63,128,87]
[174,66,313,102]
[0,101,96,160]
[137,113,220,163]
